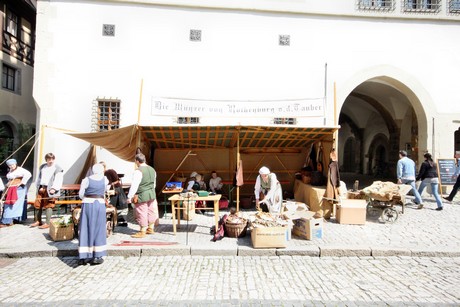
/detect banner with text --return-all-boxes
[150,97,325,118]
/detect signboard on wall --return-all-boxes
[437,159,457,185]
[149,97,325,118]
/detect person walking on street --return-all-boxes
[0,159,32,227]
[416,153,443,210]
[443,156,460,203]
[127,153,158,238]
[77,163,109,265]
[31,153,64,229]
[397,150,423,208]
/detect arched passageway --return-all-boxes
[338,76,423,184]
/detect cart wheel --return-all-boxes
[381,207,399,223]
[366,200,382,217]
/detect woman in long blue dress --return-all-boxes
[0,159,32,227]
[77,163,109,265]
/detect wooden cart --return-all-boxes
[362,183,413,224]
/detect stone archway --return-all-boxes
[338,74,427,179]
[337,66,433,167]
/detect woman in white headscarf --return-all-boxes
[0,159,32,227]
[254,166,283,213]
[77,163,109,265]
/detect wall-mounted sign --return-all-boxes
[149,97,325,118]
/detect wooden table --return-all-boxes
[168,194,221,235]
[161,189,183,218]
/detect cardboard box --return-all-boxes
[336,199,367,225]
[292,217,323,240]
[251,226,287,248]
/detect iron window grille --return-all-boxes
[402,0,442,13]
[279,35,290,46]
[449,0,460,13]
[102,24,115,36]
[177,117,200,124]
[96,99,120,131]
[273,118,297,125]
[356,0,395,11]
[190,30,201,42]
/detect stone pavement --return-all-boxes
[0,255,459,306]
[1,194,459,258]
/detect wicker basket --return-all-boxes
[49,221,74,241]
[225,219,248,238]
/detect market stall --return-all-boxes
[68,124,339,210]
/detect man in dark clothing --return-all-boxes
[444,157,460,202]
[100,161,128,227]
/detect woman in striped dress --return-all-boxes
[77,163,109,265]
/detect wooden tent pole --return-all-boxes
[161,150,193,192]
[137,79,143,125]
[36,125,45,174]
[333,81,338,149]
[236,134,240,212]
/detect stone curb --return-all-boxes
[2,246,460,258]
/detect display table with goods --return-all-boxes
[168,192,221,235]
[293,180,332,218]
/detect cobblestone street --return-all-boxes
[0,256,459,306]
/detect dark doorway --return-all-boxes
[343,137,356,172]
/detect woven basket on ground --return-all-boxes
[225,219,248,238]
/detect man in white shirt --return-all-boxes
[209,171,223,194]
[126,153,158,238]
[31,153,64,229]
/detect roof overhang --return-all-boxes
[68,124,339,161]
[141,125,338,150]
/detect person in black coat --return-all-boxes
[416,153,443,210]
[443,157,460,202]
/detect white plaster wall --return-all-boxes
[33,0,460,182]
